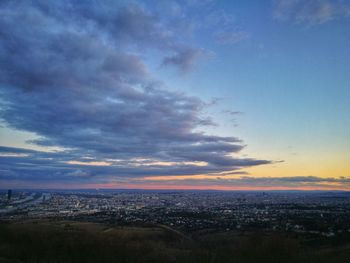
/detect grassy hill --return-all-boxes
[1,220,350,263]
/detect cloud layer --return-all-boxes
[0,1,270,185]
[139,175,350,190]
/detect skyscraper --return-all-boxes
[7,189,12,201]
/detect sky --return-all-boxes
[0,0,349,190]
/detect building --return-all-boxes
[7,189,12,201]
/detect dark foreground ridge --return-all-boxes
[1,190,350,262]
[1,220,350,263]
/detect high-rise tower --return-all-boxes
[7,189,12,201]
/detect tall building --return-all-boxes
[7,189,12,201]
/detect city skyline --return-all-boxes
[0,0,349,190]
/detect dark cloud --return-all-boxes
[0,146,270,184]
[162,48,204,73]
[0,1,271,184]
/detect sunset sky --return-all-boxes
[0,0,349,190]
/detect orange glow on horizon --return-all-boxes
[75,183,350,191]
[2,181,346,191]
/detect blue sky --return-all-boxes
[0,0,349,190]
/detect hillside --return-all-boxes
[1,220,350,263]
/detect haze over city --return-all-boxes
[0,0,349,190]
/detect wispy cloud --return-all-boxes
[139,175,350,190]
[215,30,250,45]
[273,0,350,25]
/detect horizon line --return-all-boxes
[0,187,349,192]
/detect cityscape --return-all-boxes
[2,189,350,237]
